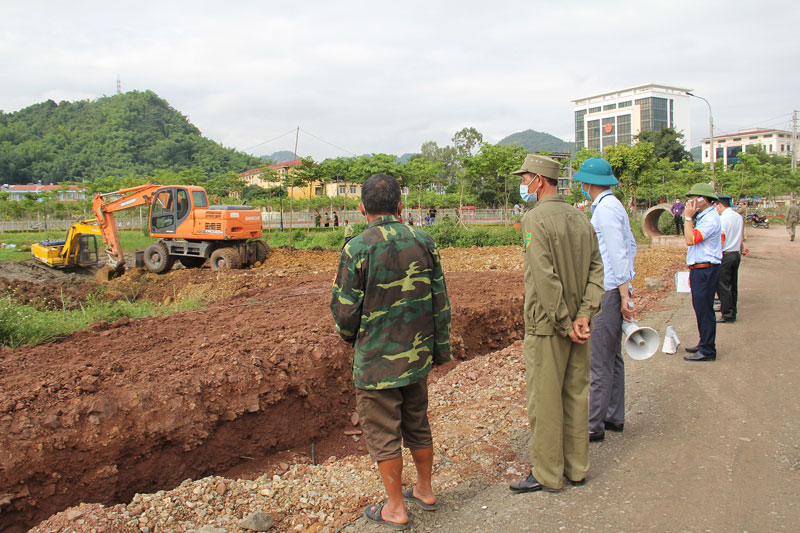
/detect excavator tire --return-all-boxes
[179,256,206,269]
[249,241,270,266]
[94,265,124,283]
[209,247,242,270]
[143,243,175,274]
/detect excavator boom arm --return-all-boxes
[92,184,162,270]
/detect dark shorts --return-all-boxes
[355,379,432,462]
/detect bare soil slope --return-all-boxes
[0,245,685,531]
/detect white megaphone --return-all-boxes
[621,320,659,360]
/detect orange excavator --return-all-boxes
[93,184,268,281]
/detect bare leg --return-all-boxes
[409,446,436,505]
[377,457,408,525]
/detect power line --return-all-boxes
[714,112,794,137]
[300,128,358,157]
[241,129,298,153]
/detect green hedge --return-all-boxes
[261,219,523,250]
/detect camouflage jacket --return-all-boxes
[330,215,452,390]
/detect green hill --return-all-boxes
[497,129,574,154]
[0,91,263,185]
[261,150,297,164]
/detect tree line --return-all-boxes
[2,87,797,222]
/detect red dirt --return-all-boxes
[0,245,685,531]
[0,264,523,532]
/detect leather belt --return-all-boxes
[722,251,740,255]
[689,262,711,269]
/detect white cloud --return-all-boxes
[2,0,799,162]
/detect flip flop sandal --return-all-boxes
[363,503,410,530]
[402,488,438,511]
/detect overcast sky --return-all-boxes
[2,0,798,161]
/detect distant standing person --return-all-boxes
[343,219,353,245]
[572,158,637,443]
[324,211,331,227]
[682,183,722,362]
[715,194,743,324]
[509,154,604,493]
[314,209,321,227]
[671,198,685,235]
[333,211,339,227]
[331,174,452,529]
[786,199,799,241]
[428,207,437,224]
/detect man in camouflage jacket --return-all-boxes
[331,173,451,529]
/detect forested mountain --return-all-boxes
[0,91,263,185]
[261,150,296,164]
[497,129,574,154]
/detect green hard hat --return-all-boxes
[512,154,561,180]
[573,157,619,186]
[686,182,718,200]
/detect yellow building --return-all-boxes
[239,160,362,200]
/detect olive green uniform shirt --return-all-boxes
[787,204,799,223]
[522,195,605,335]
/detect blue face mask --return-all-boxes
[582,184,592,201]
[520,180,538,203]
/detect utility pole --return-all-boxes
[792,109,797,172]
[686,92,715,187]
[289,126,299,247]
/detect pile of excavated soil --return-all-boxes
[0,244,687,531]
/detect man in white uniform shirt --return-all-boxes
[715,194,743,323]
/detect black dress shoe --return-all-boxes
[684,353,716,362]
[510,472,558,493]
[510,472,542,493]
[716,317,735,323]
[589,432,605,442]
[684,345,700,353]
[604,421,624,432]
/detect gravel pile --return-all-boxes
[32,341,529,533]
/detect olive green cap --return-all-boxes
[512,154,561,180]
[686,182,718,201]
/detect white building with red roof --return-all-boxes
[3,184,88,202]
[700,128,795,167]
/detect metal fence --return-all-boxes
[1,209,520,233]
[0,217,143,232]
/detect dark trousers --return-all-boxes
[717,252,740,320]
[589,290,625,435]
[690,264,721,358]
[674,214,683,235]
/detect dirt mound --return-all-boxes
[0,267,524,531]
[0,245,686,531]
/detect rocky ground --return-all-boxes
[0,244,686,532]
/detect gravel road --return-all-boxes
[342,226,800,532]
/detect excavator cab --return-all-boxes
[75,234,99,266]
[31,221,101,269]
[149,187,193,234]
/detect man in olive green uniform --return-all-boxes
[787,199,799,241]
[331,174,451,530]
[509,154,605,493]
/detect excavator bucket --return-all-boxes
[95,264,124,283]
